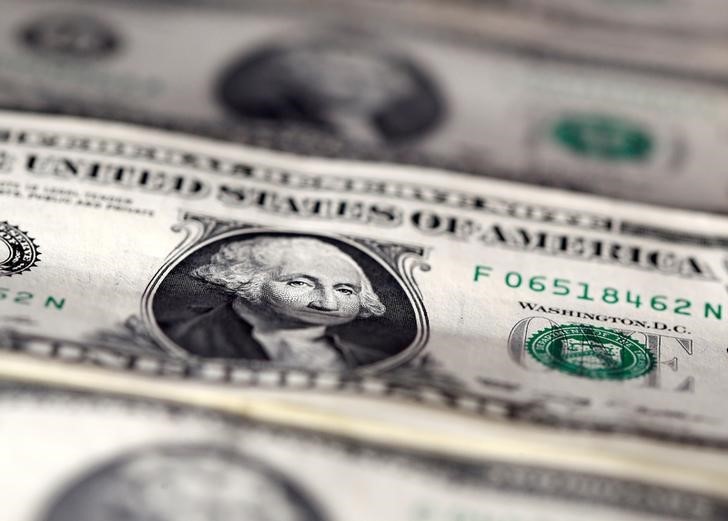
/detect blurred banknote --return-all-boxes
[5,382,728,521]
[0,0,728,210]
[3,112,728,448]
[465,0,728,40]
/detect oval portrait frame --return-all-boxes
[41,443,328,521]
[141,224,429,375]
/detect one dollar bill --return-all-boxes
[1,0,728,211]
[2,111,728,446]
[5,383,728,521]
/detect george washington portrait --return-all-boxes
[216,38,444,145]
[151,233,418,371]
[42,445,326,521]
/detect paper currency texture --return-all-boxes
[1,0,728,210]
[3,384,728,521]
[2,112,728,447]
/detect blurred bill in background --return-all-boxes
[1,0,728,211]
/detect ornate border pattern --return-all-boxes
[140,212,431,374]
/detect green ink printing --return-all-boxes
[527,324,655,380]
[552,114,653,162]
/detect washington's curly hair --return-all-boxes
[192,237,386,318]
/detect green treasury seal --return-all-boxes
[551,114,653,162]
[526,324,654,380]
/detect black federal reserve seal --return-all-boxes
[0,222,40,276]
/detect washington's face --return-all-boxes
[260,252,363,326]
[280,48,413,111]
[46,452,312,521]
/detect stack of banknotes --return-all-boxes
[3,1,728,519]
